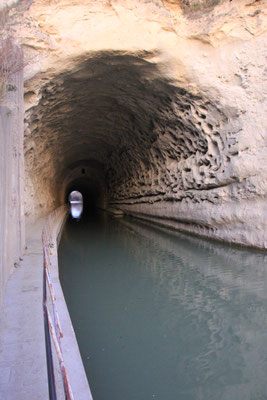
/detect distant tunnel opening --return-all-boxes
[66,177,103,217]
[68,190,83,220]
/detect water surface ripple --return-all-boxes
[58,212,267,400]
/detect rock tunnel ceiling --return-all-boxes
[23,46,267,248]
[24,53,239,206]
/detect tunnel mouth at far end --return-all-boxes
[69,190,83,221]
[66,176,104,220]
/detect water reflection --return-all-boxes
[59,212,267,400]
[69,190,83,220]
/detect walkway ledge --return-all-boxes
[0,205,93,400]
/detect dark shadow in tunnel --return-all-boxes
[38,51,209,179]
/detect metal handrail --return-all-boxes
[43,251,57,399]
[42,207,73,400]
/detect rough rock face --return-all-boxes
[7,0,267,248]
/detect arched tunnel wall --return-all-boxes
[23,48,267,248]
[15,0,266,250]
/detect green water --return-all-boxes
[58,212,267,400]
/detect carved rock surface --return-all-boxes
[8,0,266,248]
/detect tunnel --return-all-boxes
[24,51,238,238]
[1,1,267,399]
[18,0,266,250]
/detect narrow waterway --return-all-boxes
[58,211,267,400]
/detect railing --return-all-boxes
[42,206,74,400]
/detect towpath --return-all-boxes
[0,219,49,399]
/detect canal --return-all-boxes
[58,211,267,400]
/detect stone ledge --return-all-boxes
[47,206,93,400]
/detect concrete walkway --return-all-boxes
[0,213,92,399]
[0,218,49,399]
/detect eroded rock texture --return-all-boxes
[9,0,267,248]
